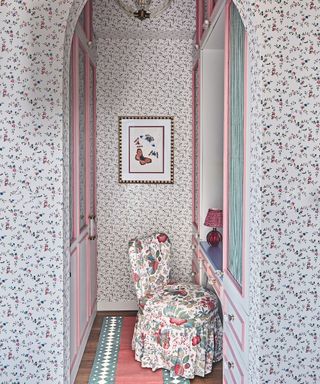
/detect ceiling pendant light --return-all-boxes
[116,0,173,21]
[134,0,151,20]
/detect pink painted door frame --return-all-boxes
[69,1,97,380]
[207,0,215,18]
[192,60,201,232]
[222,0,248,298]
[196,0,204,45]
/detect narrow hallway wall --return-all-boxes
[94,0,195,308]
[96,38,193,308]
[0,0,86,382]
[233,1,320,383]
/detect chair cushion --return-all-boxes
[141,283,218,322]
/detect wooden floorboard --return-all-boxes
[75,311,222,384]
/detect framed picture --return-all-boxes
[119,116,174,184]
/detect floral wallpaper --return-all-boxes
[0,1,76,383]
[233,1,320,383]
[0,0,88,382]
[0,0,319,383]
[94,0,195,309]
[93,0,195,308]
[95,36,194,306]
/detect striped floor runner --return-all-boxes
[88,316,190,384]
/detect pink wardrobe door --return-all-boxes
[223,0,248,295]
[196,0,204,45]
[192,61,201,231]
[69,1,97,381]
[207,0,215,18]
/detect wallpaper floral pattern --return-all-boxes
[62,1,89,382]
[233,1,320,383]
[95,35,194,305]
[1,0,319,383]
[0,0,87,382]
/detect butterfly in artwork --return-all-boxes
[135,148,152,165]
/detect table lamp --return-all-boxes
[204,208,223,247]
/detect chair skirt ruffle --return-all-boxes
[132,311,223,379]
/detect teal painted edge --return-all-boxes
[228,1,245,286]
[88,316,123,384]
[162,369,190,384]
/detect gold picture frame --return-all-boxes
[119,116,174,184]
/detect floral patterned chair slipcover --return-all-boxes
[128,232,223,379]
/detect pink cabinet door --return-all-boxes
[69,1,97,381]
[192,61,201,231]
[223,334,247,384]
[196,1,217,45]
[207,0,216,18]
[223,0,248,307]
[196,0,204,45]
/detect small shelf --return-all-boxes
[199,241,223,273]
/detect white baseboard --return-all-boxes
[97,300,138,311]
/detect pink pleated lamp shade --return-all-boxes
[204,209,223,228]
[204,209,223,247]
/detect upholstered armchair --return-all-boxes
[128,232,223,379]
